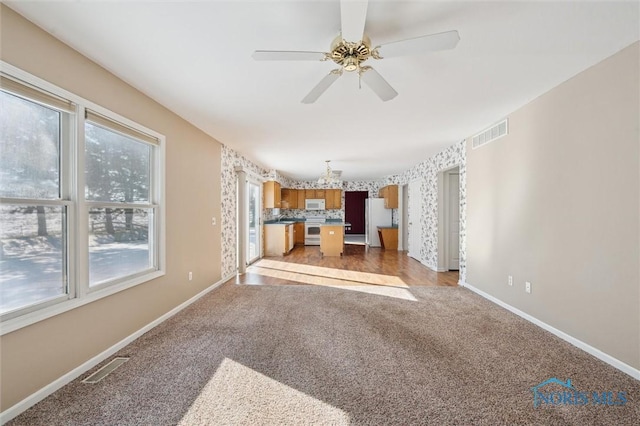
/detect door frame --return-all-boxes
[246,177,262,265]
[437,165,460,272]
[407,179,421,261]
[235,167,264,274]
[400,184,409,251]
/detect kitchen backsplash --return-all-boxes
[278,209,344,220]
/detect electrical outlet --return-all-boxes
[211,217,216,226]
[189,272,193,281]
[508,275,513,286]
[525,281,531,294]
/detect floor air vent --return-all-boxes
[472,118,508,149]
[82,357,129,384]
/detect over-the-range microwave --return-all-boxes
[305,198,326,210]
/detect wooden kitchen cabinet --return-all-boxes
[378,184,398,209]
[325,189,342,209]
[334,189,342,209]
[264,181,281,208]
[305,189,317,200]
[294,222,305,245]
[320,225,344,257]
[378,227,398,250]
[325,190,335,209]
[297,190,305,208]
[264,224,294,256]
[281,188,297,209]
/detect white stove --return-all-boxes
[304,216,326,246]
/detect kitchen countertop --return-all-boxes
[321,222,351,227]
[263,218,350,225]
[377,225,398,229]
[264,218,306,224]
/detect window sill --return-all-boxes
[0,270,165,336]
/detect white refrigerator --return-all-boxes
[365,198,393,247]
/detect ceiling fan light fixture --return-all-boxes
[252,0,460,103]
[343,56,359,72]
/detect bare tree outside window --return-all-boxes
[85,122,153,286]
[0,91,65,314]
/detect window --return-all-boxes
[85,113,157,287]
[0,86,72,317]
[0,67,164,330]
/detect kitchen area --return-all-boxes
[262,182,398,257]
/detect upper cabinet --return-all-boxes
[325,189,342,209]
[281,188,298,209]
[264,181,281,208]
[378,184,398,209]
[297,190,305,208]
[279,187,342,210]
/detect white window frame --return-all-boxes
[0,62,166,335]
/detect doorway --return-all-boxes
[344,191,367,245]
[437,166,460,271]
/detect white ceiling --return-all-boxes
[7,1,639,181]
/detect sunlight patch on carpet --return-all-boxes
[247,265,418,301]
[255,259,407,287]
[178,358,349,425]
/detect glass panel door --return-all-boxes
[247,181,261,264]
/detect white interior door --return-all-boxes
[448,172,460,270]
[408,179,421,261]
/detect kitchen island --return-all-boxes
[320,222,350,256]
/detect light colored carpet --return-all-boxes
[8,283,639,425]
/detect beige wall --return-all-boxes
[0,5,223,410]
[466,42,639,369]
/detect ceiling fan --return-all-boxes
[252,0,460,103]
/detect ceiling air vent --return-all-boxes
[472,118,508,149]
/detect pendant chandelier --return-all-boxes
[317,160,342,185]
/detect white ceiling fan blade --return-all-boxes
[340,0,368,42]
[360,67,397,102]
[301,70,342,104]
[252,50,327,61]
[376,30,460,59]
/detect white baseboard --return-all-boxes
[460,280,640,381]
[0,275,232,425]
[424,262,439,272]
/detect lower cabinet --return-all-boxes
[265,224,294,256]
[378,227,398,250]
[294,222,305,245]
